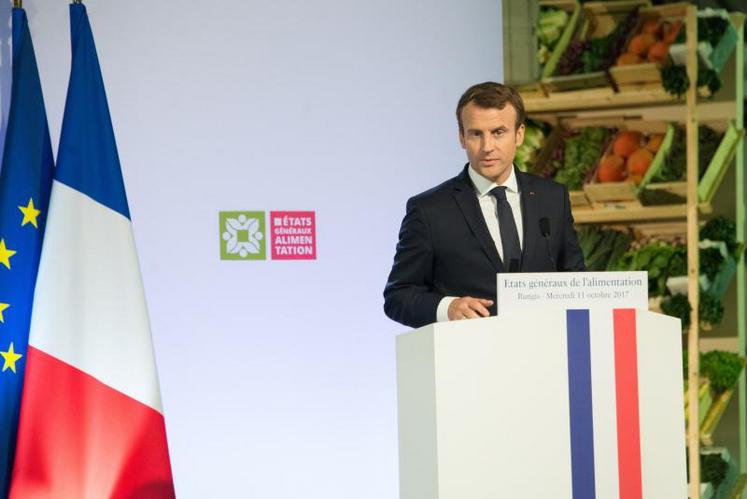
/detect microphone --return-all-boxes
[539,217,557,271]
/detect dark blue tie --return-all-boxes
[490,186,521,271]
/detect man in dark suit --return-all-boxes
[384,82,585,328]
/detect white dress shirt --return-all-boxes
[436,165,523,322]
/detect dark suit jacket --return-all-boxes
[383,165,586,328]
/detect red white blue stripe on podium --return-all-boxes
[566,309,644,499]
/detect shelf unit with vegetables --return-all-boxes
[517,3,746,497]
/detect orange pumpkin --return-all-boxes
[612,131,642,158]
[597,155,626,183]
[628,148,654,176]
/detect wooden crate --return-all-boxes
[609,3,688,91]
[579,119,671,205]
[541,0,651,97]
[698,121,745,203]
[539,0,582,78]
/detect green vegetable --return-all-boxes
[699,292,724,326]
[652,125,724,183]
[661,290,725,330]
[554,127,609,190]
[661,64,689,98]
[701,453,729,489]
[577,226,632,271]
[661,294,691,329]
[699,247,722,280]
[698,16,729,47]
[701,216,740,256]
[700,350,745,394]
[537,8,569,48]
[686,452,729,490]
[697,67,722,95]
[613,241,685,296]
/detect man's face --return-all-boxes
[459,101,525,184]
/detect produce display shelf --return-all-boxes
[525,87,678,113]
[529,101,737,129]
[573,202,713,224]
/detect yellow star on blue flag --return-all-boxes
[0,240,17,270]
[18,198,41,228]
[0,6,54,494]
[0,343,22,374]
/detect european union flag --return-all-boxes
[0,7,54,495]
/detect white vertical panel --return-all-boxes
[433,312,573,499]
[589,309,620,499]
[636,311,688,498]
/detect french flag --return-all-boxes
[10,4,175,497]
[565,308,686,499]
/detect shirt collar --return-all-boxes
[467,164,519,197]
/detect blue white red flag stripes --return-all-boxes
[566,308,680,499]
[566,309,596,499]
[10,4,175,497]
[0,7,54,496]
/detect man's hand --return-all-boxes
[447,296,493,320]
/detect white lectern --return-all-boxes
[396,309,686,499]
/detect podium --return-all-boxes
[396,309,687,499]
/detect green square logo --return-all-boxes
[219,211,266,260]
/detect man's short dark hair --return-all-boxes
[456,82,526,134]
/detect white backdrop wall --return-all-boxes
[0,1,503,497]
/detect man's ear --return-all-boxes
[515,124,525,147]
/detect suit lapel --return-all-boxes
[452,166,503,272]
[516,169,539,271]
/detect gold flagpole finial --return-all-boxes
[72,0,83,4]
[13,0,22,9]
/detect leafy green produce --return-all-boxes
[686,452,729,490]
[700,350,745,394]
[661,64,689,98]
[537,8,569,48]
[537,8,570,67]
[577,226,632,271]
[652,125,723,182]
[701,453,728,490]
[661,290,725,330]
[697,67,722,95]
[699,292,724,326]
[554,127,609,190]
[698,16,729,47]
[577,8,638,73]
[661,294,691,329]
[701,216,740,256]
[699,247,722,280]
[613,241,685,296]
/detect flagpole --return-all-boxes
[12,1,21,9]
